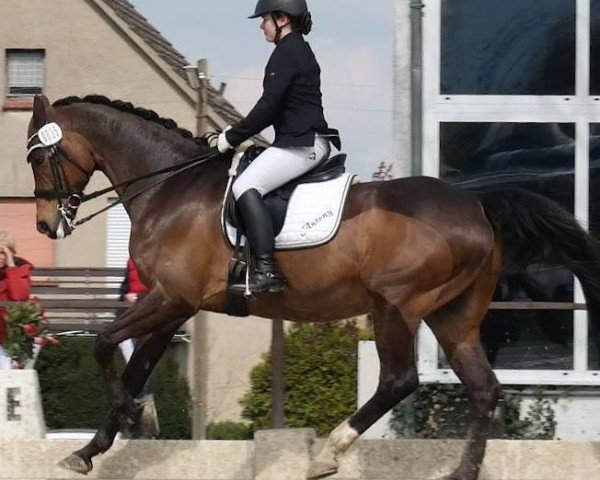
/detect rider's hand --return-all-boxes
[217,126,233,153]
[124,292,138,303]
[0,244,15,267]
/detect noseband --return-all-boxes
[26,123,89,233]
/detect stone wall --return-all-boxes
[2,429,600,479]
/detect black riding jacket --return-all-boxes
[225,32,329,148]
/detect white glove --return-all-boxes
[217,126,233,153]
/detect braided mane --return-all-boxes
[53,95,208,147]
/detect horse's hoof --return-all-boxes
[116,399,140,420]
[438,473,465,480]
[58,454,93,475]
[121,401,160,439]
[306,459,338,479]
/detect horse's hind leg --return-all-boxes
[307,295,419,480]
[58,315,187,474]
[425,269,500,480]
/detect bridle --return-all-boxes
[26,122,221,234]
[26,123,89,235]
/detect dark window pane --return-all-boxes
[441,0,575,95]
[440,122,575,369]
[481,310,573,369]
[591,1,600,94]
[439,310,573,370]
[589,124,600,239]
[588,124,600,369]
[8,86,42,95]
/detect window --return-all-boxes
[106,201,131,268]
[420,0,600,385]
[6,49,45,98]
[591,1,600,94]
[440,122,575,371]
[441,0,575,95]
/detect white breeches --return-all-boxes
[119,338,135,363]
[232,133,331,199]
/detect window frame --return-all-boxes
[5,48,45,101]
[421,0,600,386]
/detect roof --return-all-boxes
[101,0,246,127]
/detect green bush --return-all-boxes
[503,388,557,439]
[35,337,191,439]
[207,421,254,440]
[240,320,371,436]
[149,353,192,439]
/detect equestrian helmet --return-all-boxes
[249,0,309,18]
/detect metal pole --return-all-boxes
[197,59,209,135]
[271,319,285,428]
[410,2,424,176]
[188,60,209,436]
[189,311,209,439]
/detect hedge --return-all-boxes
[240,320,372,436]
[35,337,191,439]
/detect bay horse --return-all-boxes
[26,94,600,480]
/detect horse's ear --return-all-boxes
[32,95,52,129]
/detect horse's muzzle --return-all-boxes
[36,217,71,239]
[37,220,58,239]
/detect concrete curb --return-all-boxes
[2,430,600,479]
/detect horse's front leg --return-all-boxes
[58,315,187,474]
[93,291,168,416]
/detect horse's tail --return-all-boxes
[479,189,600,325]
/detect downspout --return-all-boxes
[410,2,425,176]
[400,0,425,438]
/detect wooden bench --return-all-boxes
[0,267,187,339]
[0,267,125,334]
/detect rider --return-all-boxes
[217,0,340,294]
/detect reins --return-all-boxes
[27,121,221,231]
[73,148,221,226]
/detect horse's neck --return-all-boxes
[97,133,198,187]
[87,120,214,222]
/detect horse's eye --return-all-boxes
[28,150,46,166]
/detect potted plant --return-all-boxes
[3,299,57,369]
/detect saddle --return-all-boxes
[222,145,348,315]
[223,145,347,236]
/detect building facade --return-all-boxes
[0,0,271,426]
[380,0,600,439]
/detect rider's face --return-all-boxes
[260,13,289,43]
[260,15,277,42]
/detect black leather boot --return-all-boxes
[230,189,285,295]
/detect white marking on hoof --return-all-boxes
[310,419,359,479]
[325,419,359,455]
[306,459,338,479]
[58,454,93,475]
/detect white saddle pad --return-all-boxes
[222,173,359,251]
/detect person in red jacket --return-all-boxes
[0,230,33,369]
[122,257,149,303]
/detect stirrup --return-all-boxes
[263,272,285,293]
[229,271,285,297]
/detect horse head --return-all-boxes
[27,95,96,239]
